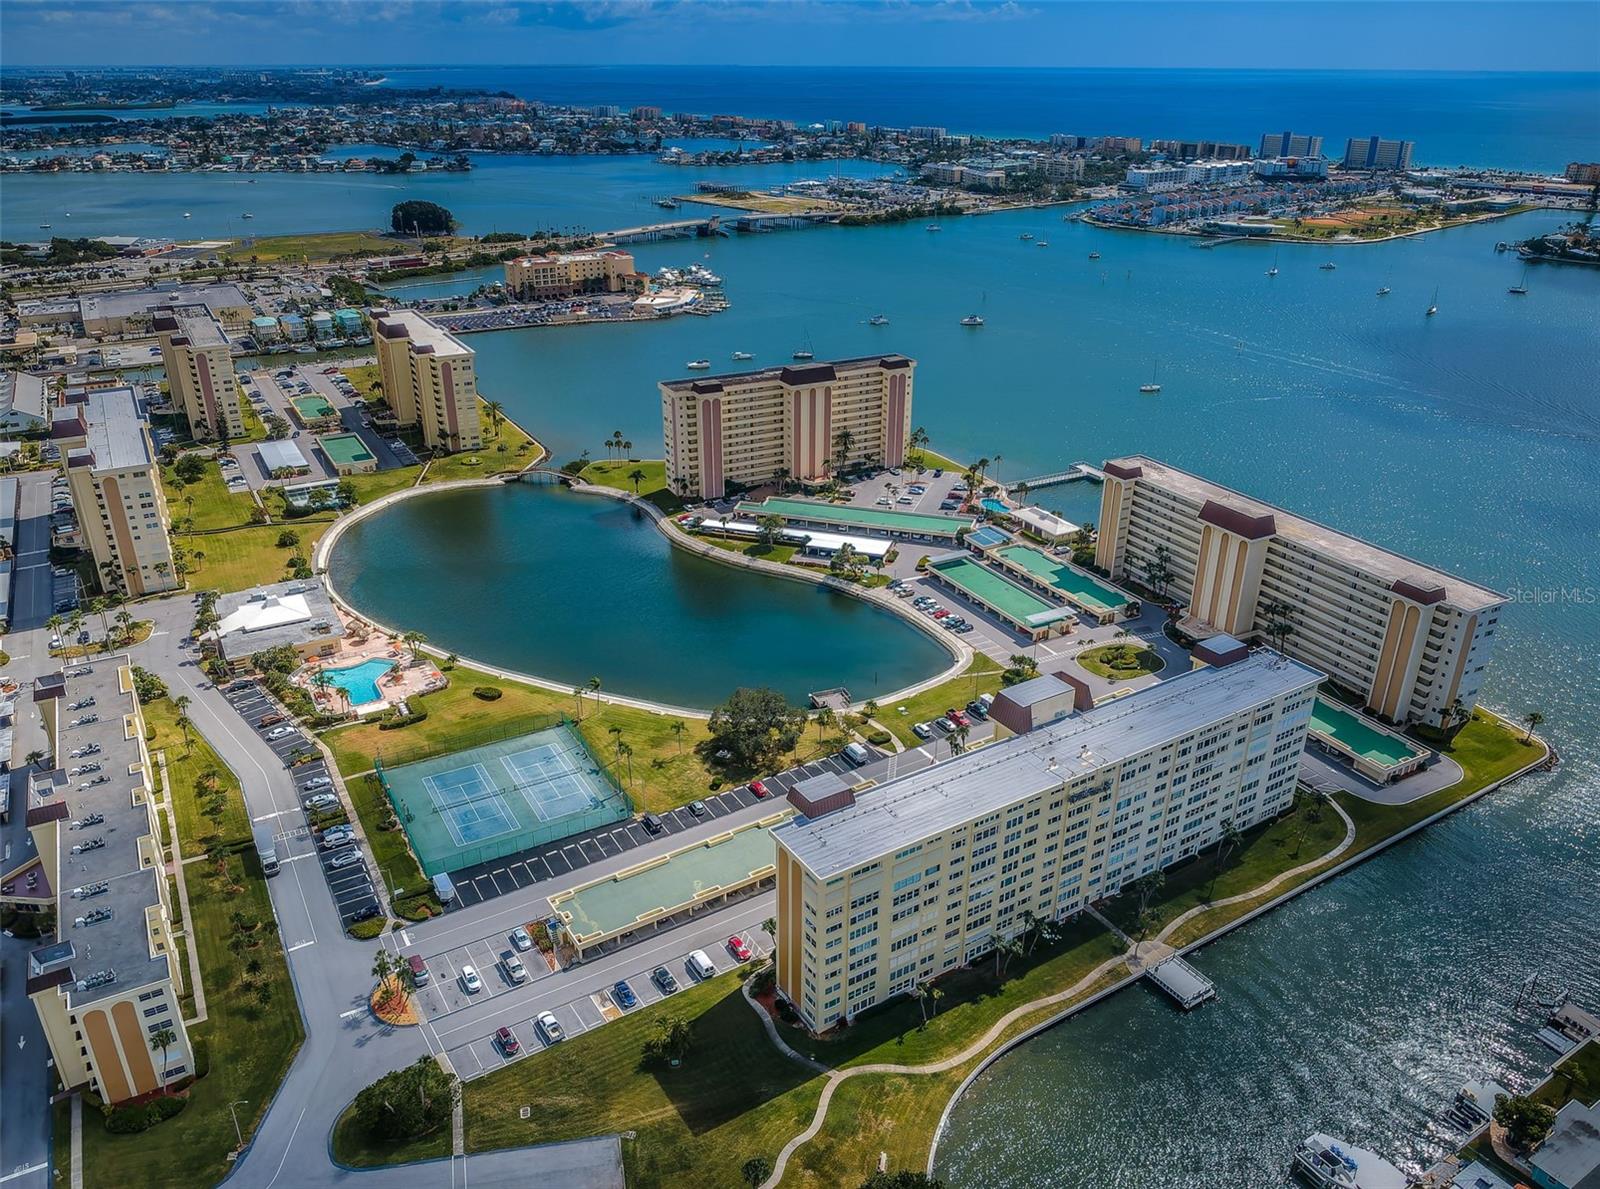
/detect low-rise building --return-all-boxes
[1529,1096,1600,1189]
[211,578,344,669]
[0,371,51,433]
[0,661,194,1104]
[772,649,1321,1030]
[505,250,642,300]
[80,282,250,336]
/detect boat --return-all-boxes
[1088,250,1101,260]
[1376,286,1391,296]
[293,344,316,354]
[1320,261,1337,270]
[731,351,753,361]
[869,314,889,326]
[1139,362,1162,394]
[242,212,254,219]
[1037,240,1049,247]
[1509,267,1530,295]
[1495,241,1509,252]
[39,223,51,229]
[183,212,192,218]
[960,314,984,327]
[656,197,680,209]
[926,224,942,232]
[685,359,711,370]
[1292,1133,1406,1189]
[1020,233,1033,241]
[1426,286,1439,317]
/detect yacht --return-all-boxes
[39,223,51,229]
[1320,261,1337,270]
[792,349,814,360]
[869,314,889,326]
[1376,286,1391,296]
[656,197,680,209]
[183,212,192,218]
[1020,233,1033,241]
[1426,286,1439,317]
[1509,267,1530,295]
[1292,1134,1406,1189]
[685,359,711,370]
[959,314,984,327]
[1088,250,1101,260]
[242,212,254,219]
[730,351,753,361]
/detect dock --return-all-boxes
[1012,462,1105,492]
[1146,956,1215,1010]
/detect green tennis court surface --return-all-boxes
[375,722,629,875]
[292,394,337,420]
[1310,699,1423,767]
[320,432,375,466]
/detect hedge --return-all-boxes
[105,1094,187,1134]
[472,686,502,701]
[348,917,388,940]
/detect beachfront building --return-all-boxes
[661,355,915,501]
[151,304,247,440]
[1260,131,1324,158]
[1343,136,1415,171]
[771,649,1321,1031]
[53,387,178,596]
[1125,164,1188,192]
[505,250,643,300]
[1094,456,1504,726]
[1,663,194,1104]
[372,309,482,454]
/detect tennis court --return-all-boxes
[376,722,631,875]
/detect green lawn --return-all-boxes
[776,915,1121,1070]
[880,654,1004,747]
[1533,1038,1600,1110]
[1101,793,1348,939]
[422,406,542,484]
[77,850,302,1189]
[339,364,384,402]
[344,768,427,901]
[700,535,800,565]
[181,522,332,593]
[223,231,462,263]
[457,972,824,1188]
[579,458,684,513]
[162,466,257,532]
[145,696,252,852]
[1075,641,1165,680]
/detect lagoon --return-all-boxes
[325,483,952,710]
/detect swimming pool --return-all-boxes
[981,498,1010,515]
[319,658,395,705]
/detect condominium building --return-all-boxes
[151,304,246,440]
[54,387,178,596]
[1343,136,1415,171]
[504,250,642,300]
[372,309,482,454]
[1565,162,1600,184]
[661,355,915,501]
[772,650,1321,1031]
[1094,456,1505,726]
[1,662,194,1103]
[1260,130,1324,158]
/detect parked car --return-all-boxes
[258,713,285,728]
[495,1026,520,1056]
[459,965,483,994]
[535,1011,564,1042]
[612,980,637,1010]
[319,828,355,849]
[500,951,528,984]
[686,950,717,981]
[652,966,680,994]
[934,717,956,733]
[748,779,770,798]
[303,793,339,812]
[912,721,934,740]
[328,848,363,870]
[301,776,332,790]
[642,813,664,834]
[966,700,989,720]
[946,709,970,727]
[265,726,295,740]
[509,926,533,951]
[689,800,708,817]
[727,935,752,962]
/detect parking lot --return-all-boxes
[443,746,878,908]
[232,363,414,491]
[420,922,773,1080]
[218,677,380,927]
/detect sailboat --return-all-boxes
[1020,233,1033,241]
[792,329,815,360]
[869,314,889,326]
[1376,266,1392,296]
[1139,362,1162,394]
[1508,268,1529,295]
[1426,286,1439,317]
[1266,249,1279,277]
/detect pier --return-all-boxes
[1146,956,1216,1010]
[1013,462,1105,492]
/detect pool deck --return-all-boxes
[1310,698,1424,766]
[296,607,446,714]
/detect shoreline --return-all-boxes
[313,472,967,720]
[1080,202,1545,246]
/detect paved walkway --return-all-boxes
[69,1094,81,1189]
[156,751,208,1026]
[753,791,1359,1189]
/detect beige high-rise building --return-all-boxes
[1,661,194,1104]
[660,355,915,501]
[772,650,1320,1032]
[1094,456,1505,726]
[505,250,642,300]
[372,309,482,454]
[151,304,246,440]
[54,387,178,596]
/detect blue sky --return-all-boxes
[2,1,1597,71]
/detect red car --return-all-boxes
[726,935,752,962]
[495,1026,520,1056]
[932,609,950,619]
[749,779,770,798]
[946,708,970,727]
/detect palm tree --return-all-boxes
[994,934,1024,977]
[814,705,836,743]
[24,749,45,768]
[914,981,933,1026]
[832,427,855,474]
[485,400,504,436]
[114,609,135,645]
[401,630,427,662]
[1522,710,1544,743]
[150,1027,178,1094]
[756,513,785,546]
[761,916,777,955]
[671,719,688,753]
[948,723,970,756]
[1205,819,1242,900]
[572,685,586,721]
[627,467,647,494]
[772,466,791,494]
[617,740,635,786]
[1128,871,1166,943]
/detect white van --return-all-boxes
[842,742,871,767]
[431,872,457,904]
[685,949,716,981]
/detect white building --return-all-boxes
[1125,165,1188,192]
[0,372,50,433]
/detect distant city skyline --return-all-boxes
[2,0,1597,72]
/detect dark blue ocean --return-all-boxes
[375,66,1600,170]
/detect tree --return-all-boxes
[484,400,504,436]
[761,916,777,951]
[627,467,647,494]
[741,1156,773,1188]
[617,740,634,786]
[1142,544,1174,600]
[571,685,586,721]
[832,427,855,472]
[1128,871,1166,942]
[391,200,456,237]
[349,1056,455,1143]
[276,529,300,549]
[814,705,836,743]
[1205,819,1242,900]
[1521,710,1544,743]
[756,513,785,546]
[642,1014,693,1065]
[150,1026,178,1093]
[947,723,970,757]
[708,687,806,768]
[671,719,688,753]
[994,934,1024,977]
[1493,1094,1556,1151]
[401,630,427,662]
[1259,599,1295,653]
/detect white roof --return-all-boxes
[700,517,892,558]
[216,593,312,636]
[1013,505,1079,537]
[257,439,309,470]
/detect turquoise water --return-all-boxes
[320,658,394,705]
[326,484,952,709]
[980,498,1009,515]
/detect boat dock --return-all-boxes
[1013,462,1105,492]
[1147,956,1216,1010]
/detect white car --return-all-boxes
[265,726,294,740]
[509,927,533,952]
[304,793,340,812]
[327,848,363,870]
[501,952,527,984]
[912,721,934,740]
[301,776,332,790]
[459,965,483,994]
[535,1010,564,1042]
[320,828,355,849]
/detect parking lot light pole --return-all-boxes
[227,1099,249,1150]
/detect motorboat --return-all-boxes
[1291,1133,1406,1189]
[792,349,814,360]
[685,359,711,370]
[1020,233,1033,241]
[242,212,254,219]
[926,224,942,232]
[1376,286,1391,296]
[1036,240,1049,247]
[1426,286,1439,316]
[731,351,753,361]
[959,315,984,327]
[1088,250,1101,260]
[183,212,192,218]
[1320,261,1337,270]
[869,314,889,326]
